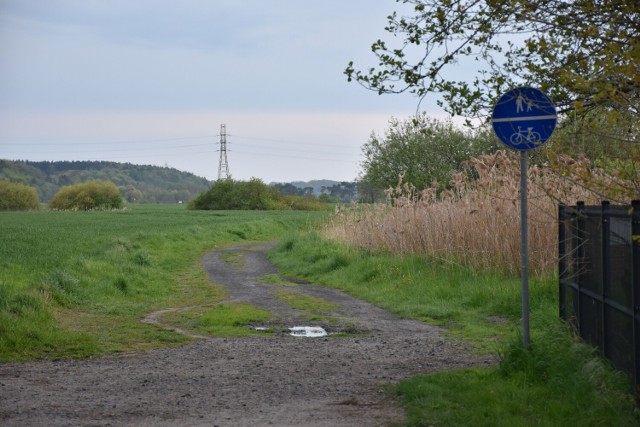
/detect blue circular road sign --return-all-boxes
[492,87,557,151]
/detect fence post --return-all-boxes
[601,201,611,359]
[576,201,585,328]
[631,200,640,396]
[559,204,566,318]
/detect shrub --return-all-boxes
[189,178,329,211]
[280,195,328,211]
[49,180,124,211]
[0,181,40,210]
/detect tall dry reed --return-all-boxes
[326,151,631,276]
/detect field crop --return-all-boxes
[0,204,325,360]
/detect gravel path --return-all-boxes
[0,242,493,426]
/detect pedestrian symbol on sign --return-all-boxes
[515,94,532,113]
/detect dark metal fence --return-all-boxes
[559,200,640,394]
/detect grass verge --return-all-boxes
[268,231,639,426]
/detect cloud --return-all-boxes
[0,0,421,112]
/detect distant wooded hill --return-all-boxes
[0,159,359,204]
[0,160,211,203]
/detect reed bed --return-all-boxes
[326,151,631,276]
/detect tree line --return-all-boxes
[271,181,359,203]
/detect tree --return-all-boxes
[326,182,359,202]
[49,180,124,211]
[188,178,237,210]
[188,178,280,210]
[237,178,272,210]
[347,0,640,199]
[120,185,143,203]
[0,181,40,210]
[345,0,639,121]
[272,183,305,196]
[188,178,328,211]
[359,114,499,196]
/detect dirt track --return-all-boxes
[0,243,493,426]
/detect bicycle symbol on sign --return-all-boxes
[510,126,542,146]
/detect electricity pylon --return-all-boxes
[217,124,230,180]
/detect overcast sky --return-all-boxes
[0,0,455,183]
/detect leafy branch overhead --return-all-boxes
[345,0,640,120]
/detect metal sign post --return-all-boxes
[492,86,557,347]
[520,151,529,346]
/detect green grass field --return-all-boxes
[0,204,325,360]
[1,206,637,425]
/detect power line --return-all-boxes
[1,135,217,146]
[1,130,364,168]
[1,142,213,154]
[2,142,360,160]
[2,148,361,164]
[232,134,360,150]
[2,133,363,151]
[2,139,360,158]
[231,148,358,163]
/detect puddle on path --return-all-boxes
[251,325,329,337]
[288,326,328,337]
